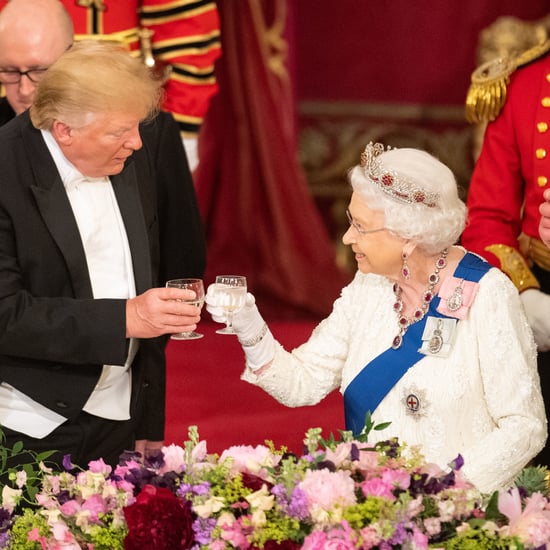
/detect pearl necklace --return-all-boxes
[391,248,448,349]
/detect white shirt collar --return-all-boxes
[40,129,108,188]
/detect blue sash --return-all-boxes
[343,252,491,435]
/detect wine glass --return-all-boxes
[165,278,205,340]
[212,275,247,335]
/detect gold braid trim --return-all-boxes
[74,28,140,53]
[485,244,540,292]
[514,39,550,68]
[465,39,550,124]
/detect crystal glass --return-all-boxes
[212,275,247,335]
[166,278,205,340]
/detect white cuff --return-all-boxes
[244,329,275,371]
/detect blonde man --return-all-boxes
[0,41,205,468]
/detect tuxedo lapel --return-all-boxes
[24,118,94,299]
[111,162,152,294]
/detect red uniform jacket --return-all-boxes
[462,49,550,291]
[0,0,222,137]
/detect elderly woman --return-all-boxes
[206,143,546,493]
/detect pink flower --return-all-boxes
[411,526,429,549]
[219,445,280,476]
[158,444,185,474]
[82,493,108,521]
[381,467,410,490]
[352,445,380,473]
[15,470,27,489]
[499,488,550,547]
[51,520,81,547]
[36,493,56,508]
[114,478,135,494]
[323,442,353,467]
[219,516,251,548]
[418,462,446,478]
[59,499,81,516]
[358,526,383,549]
[302,522,357,549]
[301,531,330,549]
[360,477,395,500]
[191,440,208,462]
[87,458,112,476]
[27,528,47,548]
[298,468,356,512]
[113,459,142,480]
[423,517,442,536]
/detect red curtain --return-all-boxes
[195,0,349,317]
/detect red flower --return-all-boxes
[123,484,194,549]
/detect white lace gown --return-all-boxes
[241,266,547,494]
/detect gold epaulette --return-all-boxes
[465,39,550,124]
[485,244,540,292]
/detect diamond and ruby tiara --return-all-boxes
[359,142,440,208]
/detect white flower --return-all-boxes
[246,485,274,511]
[193,495,226,518]
[15,470,27,489]
[159,444,186,474]
[1,485,21,513]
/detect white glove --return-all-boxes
[205,287,275,370]
[520,288,550,352]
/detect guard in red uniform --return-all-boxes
[462,39,550,466]
[0,0,221,141]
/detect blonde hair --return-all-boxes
[348,147,467,254]
[30,40,162,130]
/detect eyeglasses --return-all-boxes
[345,209,386,236]
[0,68,48,84]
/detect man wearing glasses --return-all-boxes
[0,0,73,124]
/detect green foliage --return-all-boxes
[484,491,507,523]
[342,497,386,528]
[0,430,57,509]
[437,522,524,549]
[7,508,48,549]
[319,410,392,449]
[83,521,127,550]
[514,465,550,497]
[248,514,305,547]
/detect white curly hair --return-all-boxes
[348,146,467,255]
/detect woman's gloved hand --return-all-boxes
[205,288,275,370]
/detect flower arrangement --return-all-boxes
[0,419,550,549]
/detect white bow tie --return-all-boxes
[64,174,109,192]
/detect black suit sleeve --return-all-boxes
[145,111,207,284]
[134,111,207,441]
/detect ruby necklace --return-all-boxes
[391,248,448,349]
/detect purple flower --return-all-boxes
[287,487,309,520]
[144,449,165,471]
[387,522,408,545]
[62,454,74,470]
[192,517,216,544]
[448,454,464,471]
[119,449,142,464]
[0,531,10,549]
